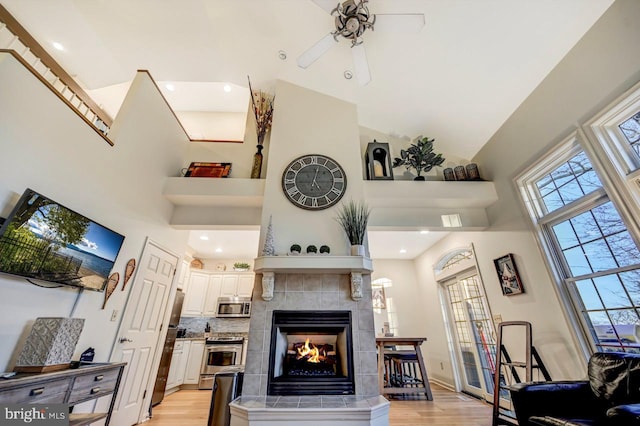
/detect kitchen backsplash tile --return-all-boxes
[179,317,250,337]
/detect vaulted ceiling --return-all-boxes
[0,0,615,259]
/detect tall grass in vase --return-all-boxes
[335,200,371,256]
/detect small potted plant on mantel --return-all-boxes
[392,135,445,181]
[335,200,371,256]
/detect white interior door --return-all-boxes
[109,240,179,426]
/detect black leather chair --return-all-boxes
[509,352,640,426]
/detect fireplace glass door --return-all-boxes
[268,310,355,395]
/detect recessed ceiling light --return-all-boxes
[420,230,429,234]
[400,249,407,254]
[199,235,209,240]
[278,50,287,60]
[215,248,223,253]
[223,84,231,93]
[344,70,353,80]
[165,84,175,91]
[52,42,64,51]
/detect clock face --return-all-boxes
[282,154,347,210]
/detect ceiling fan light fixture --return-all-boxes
[332,0,375,47]
[303,0,425,85]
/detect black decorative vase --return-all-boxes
[414,176,425,181]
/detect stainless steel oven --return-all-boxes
[215,297,251,318]
[199,337,244,390]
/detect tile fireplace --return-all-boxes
[230,258,389,426]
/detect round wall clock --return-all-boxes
[282,154,347,210]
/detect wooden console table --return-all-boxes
[376,337,433,400]
[0,362,126,426]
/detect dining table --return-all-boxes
[375,336,433,400]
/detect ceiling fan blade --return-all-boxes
[351,44,370,86]
[311,0,338,14]
[374,13,425,33]
[297,33,338,69]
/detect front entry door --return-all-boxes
[109,240,179,425]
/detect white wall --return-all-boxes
[258,80,364,255]
[405,0,640,386]
[0,57,190,371]
[183,102,270,179]
[371,259,424,337]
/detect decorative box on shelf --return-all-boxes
[183,162,232,178]
[15,317,85,373]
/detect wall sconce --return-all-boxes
[365,140,394,180]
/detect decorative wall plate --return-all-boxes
[102,272,120,309]
[122,258,136,291]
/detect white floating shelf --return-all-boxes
[163,178,497,212]
[163,177,265,207]
[363,180,498,208]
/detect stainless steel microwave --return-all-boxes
[216,296,251,318]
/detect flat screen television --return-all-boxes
[0,189,125,291]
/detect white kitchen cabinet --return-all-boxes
[166,340,185,390]
[175,340,190,385]
[183,271,251,316]
[237,274,255,297]
[176,260,190,291]
[203,274,223,316]
[181,272,209,316]
[219,273,255,298]
[183,340,205,385]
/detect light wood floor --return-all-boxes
[147,384,493,426]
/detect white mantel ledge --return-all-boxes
[254,255,373,274]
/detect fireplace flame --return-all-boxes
[296,338,325,363]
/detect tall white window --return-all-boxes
[518,81,640,355]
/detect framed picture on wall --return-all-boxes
[494,253,524,296]
[372,287,386,309]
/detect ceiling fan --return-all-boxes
[297,0,425,86]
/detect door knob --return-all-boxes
[119,337,133,343]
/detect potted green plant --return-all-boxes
[233,262,250,271]
[320,245,330,255]
[290,244,301,255]
[335,200,371,256]
[306,245,317,254]
[392,135,445,181]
